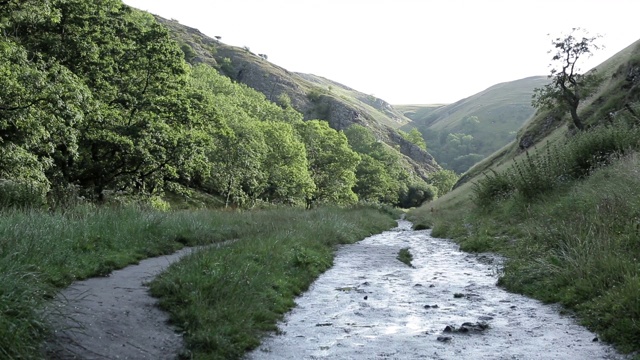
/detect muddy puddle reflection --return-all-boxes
[246,219,626,359]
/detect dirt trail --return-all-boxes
[246,219,627,360]
[43,247,200,359]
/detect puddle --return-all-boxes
[246,219,626,359]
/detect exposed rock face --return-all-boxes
[518,114,562,150]
[325,97,368,130]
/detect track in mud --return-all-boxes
[247,220,625,360]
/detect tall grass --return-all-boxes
[0,205,395,359]
[474,119,640,204]
[149,206,396,360]
[411,115,640,354]
[0,205,216,359]
[497,152,640,351]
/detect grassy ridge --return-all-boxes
[409,121,640,354]
[149,206,397,359]
[0,205,396,359]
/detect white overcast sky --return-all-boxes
[122,0,639,104]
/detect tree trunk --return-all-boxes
[569,105,584,130]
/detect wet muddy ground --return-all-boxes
[247,220,626,359]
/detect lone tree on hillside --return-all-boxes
[532,28,604,130]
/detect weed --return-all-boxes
[397,248,414,267]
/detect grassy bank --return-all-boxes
[148,206,396,359]
[0,204,397,359]
[409,124,640,355]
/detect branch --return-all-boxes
[0,98,46,111]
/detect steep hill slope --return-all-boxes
[155,17,439,180]
[460,38,640,185]
[394,104,445,124]
[409,37,640,356]
[398,76,549,173]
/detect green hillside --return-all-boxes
[399,76,549,173]
[410,37,640,355]
[155,17,440,187]
[461,38,640,184]
[0,0,447,210]
[394,104,445,125]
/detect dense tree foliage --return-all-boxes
[0,1,438,209]
[295,120,360,206]
[344,125,436,206]
[398,128,427,150]
[422,128,485,174]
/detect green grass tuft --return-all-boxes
[397,247,414,267]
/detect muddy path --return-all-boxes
[43,247,201,359]
[246,219,626,359]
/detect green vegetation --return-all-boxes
[0,0,431,209]
[0,205,221,358]
[344,125,438,206]
[532,28,604,130]
[399,77,549,173]
[158,16,441,201]
[0,2,426,358]
[410,104,640,354]
[398,128,427,150]
[149,206,396,359]
[0,204,396,358]
[459,39,640,186]
[397,248,414,267]
[428,169,459,197]
[410,34,640,355]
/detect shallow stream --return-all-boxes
[246,219,625,359]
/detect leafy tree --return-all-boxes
[0,39,89,189]
[343,124,377,153]
[5,0,214,200]
[532,28,604,130]
[399,128,427,150]
[428,169,459,196]
[295,120,360,206]
[276,93,292,109]
[399,181,437,208]
[353,154,395,203]
[461,116,480,132]
[207,119,268,207]
[451,154,484,174]
[259,121,315,205]
[344,125,418,205]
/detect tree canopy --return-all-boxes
[0,1,441,209]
